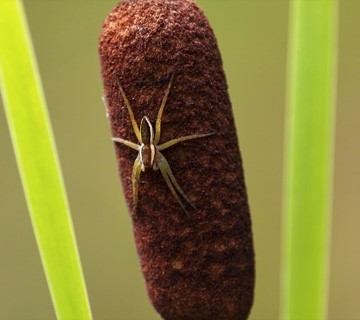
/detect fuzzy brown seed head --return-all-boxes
[99,0,255,319]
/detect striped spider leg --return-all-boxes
[112,74,214,213]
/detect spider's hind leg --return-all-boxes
[114,75,142,143]
[154,73,175,144]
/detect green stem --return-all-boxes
[0,1,92,319]
[281,0,338,319]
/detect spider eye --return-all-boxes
[140,116,153,145]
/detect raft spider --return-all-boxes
[112,74,214,213]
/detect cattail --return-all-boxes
[99,0,255,319]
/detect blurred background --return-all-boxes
[0,1,359,319]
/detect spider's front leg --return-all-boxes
[131,155,142,212]
[112,137,141,212]
[156,151,196,214]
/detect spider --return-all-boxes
[112,74,214,213]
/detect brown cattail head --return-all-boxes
[99,0,255,319]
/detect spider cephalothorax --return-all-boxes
[112,74,214,213]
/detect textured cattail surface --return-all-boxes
[99,0,255,319]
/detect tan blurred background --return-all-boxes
[0,1,359,319]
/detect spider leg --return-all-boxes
[132,156,142,212]
[112,137,140,151]
[115,75,142,142]
[158,152,196,212]
[158,132,214,151]
[154,73,175,144]
[158,160,188,214]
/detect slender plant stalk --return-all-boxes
[281,0,338,319]
[0,1,92,319]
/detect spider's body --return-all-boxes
[138,116,157,170]
[112,74,214,213]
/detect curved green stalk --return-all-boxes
[0,1,92,319]
[281,0,338,319]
